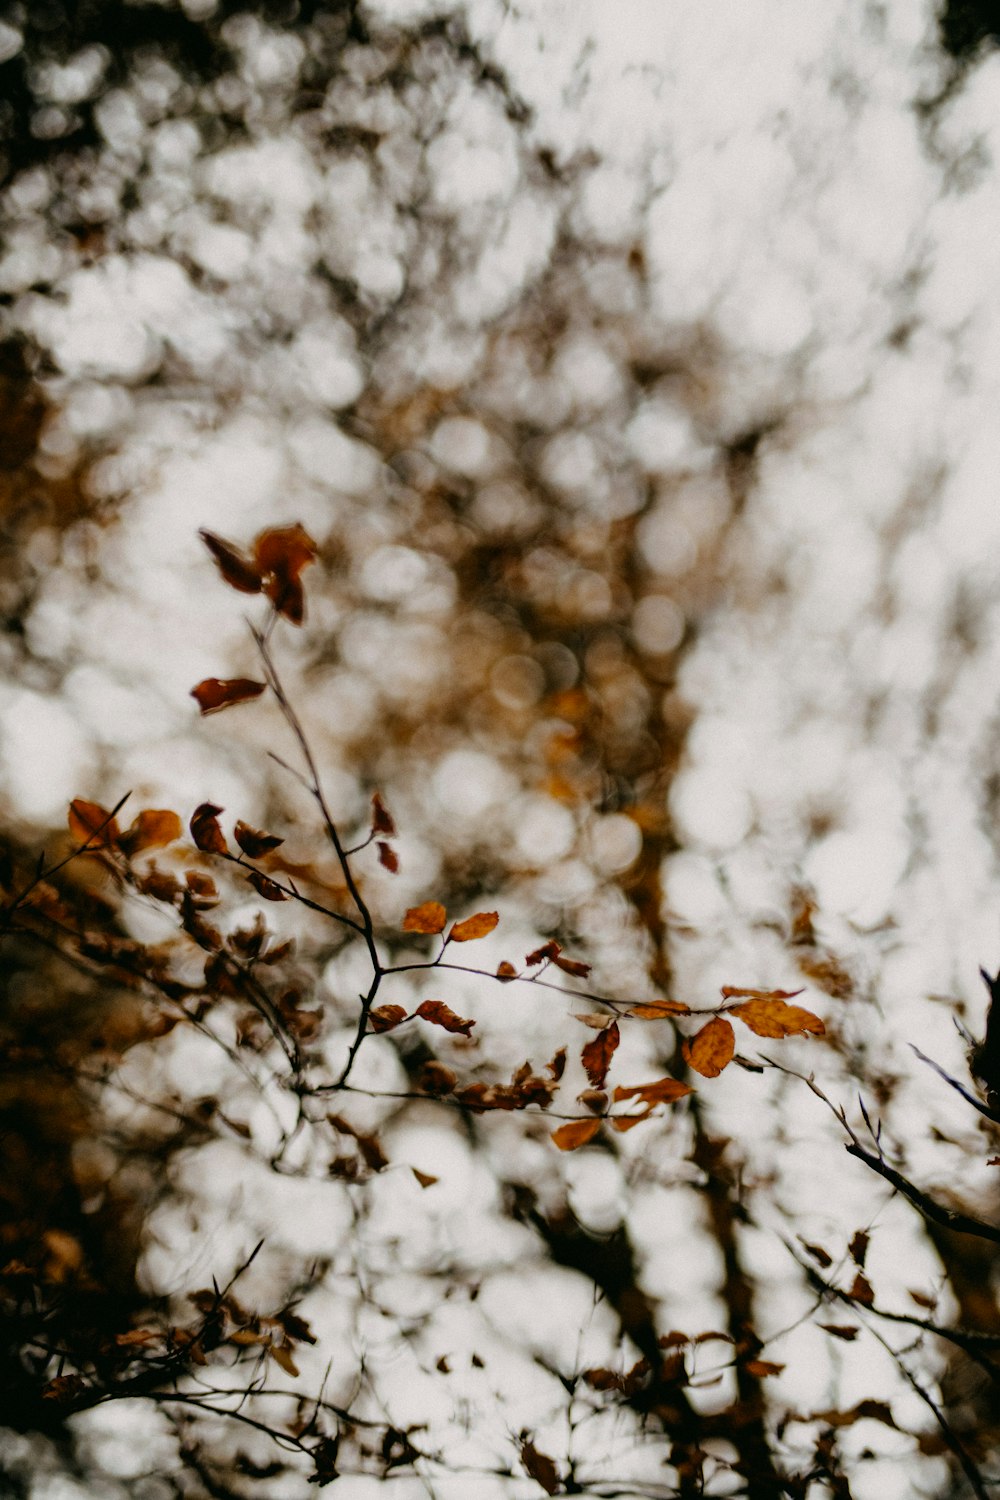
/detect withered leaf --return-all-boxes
[909,1288,937,1309]
[234,820,285,858]
[369,1004,408,1034]
[191,677,266,715]
[119,808,182,856]
[268,1343,299,1378]
[496,961,518,981]
[247,870,287,902]
[253,523,318,625]
[418,1061,457,1094]
[449,911,499,943]
[849,1271,875,1306]
[377,841,399,873]
[68,798,120,850]
[848,1230,870,1269]
[518,1438,560,1496]
[728,997,825,1039]
[199,529,263,593]
[574,1012,615,1029]
[744,1359,784,1378]
[581,1021,619,1088]
[371,792,396,836]
[190,803,228,855]
[411,1168,438,1189]
[551,1117,601,1151]
[798,1238,833,1268]
[525,940,561,966]
[402,901,447,934]
[819,1323,859,1341]
[721,986,806,1001]
[628,1000,692,1018]
[551,953,591,977]
[613,1078,695,1106]
[682,1017,735,1078]
[415,999,475,1036]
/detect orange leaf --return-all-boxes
[268,1343,299,1377]
[496,961,517,981]
[525,940,561,966]
[628,1000,691,1018]
[613,1078,695,1106]
[744,1359,784,1378]
[449,911,499,943]
[233,820,284,858]
[190,803,228,855]
[199,529,263,593]
[371,792,396,836]
[247,870,287,901]
[68,798,120,850]
[415,1000,475,1036]
[369,1004,408,1033]
[412,1168,438,1189]
[581,1021,619,1088]
[552,953,591,977]
[682,1017,735,1078]
[119,808,182,855]
[720,986,805,1000]
[551,1118,601,1151]
[191,677,266,715]
[728,998,825,1039]
[377,841,399,873]
[402,901,447,934]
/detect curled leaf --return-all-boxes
[371,792,396,836]
[68,798,120,850]
[496,961,518,981]
[234,820,285,858]
[369,1004,408,1034]
[551,1118,601,1151]
[415,1000,475,1036]
[682,1017,735,1078]
[191,678,266,715]
[402,901,447,935]
[377,841,399,873]
[449,911,499,943]
[581,1021,619,1088]
[728,997,825,1039]
[190,803,228,855]
[247,870,287,901]
[552,953,591,978]
[253,523,318,625]
[525,940,561,966]
[199,529,263,593]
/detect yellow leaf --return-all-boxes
[682,1017,735,1078]
[68,798,119,850]
[402,901,447,934]
[449,910,499,943]
[728,998,825,1039]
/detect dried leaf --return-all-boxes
[849,1271,875,1306]
[269,1342,299,1378]
[552,953,591,977]
[415,999,475,1036]
[190,803,228,855]
[819,1323,859,1341]
[411,1168,438,1189]
[68,798,120,850]
[371,792,396,836]
[253,523,318,625]
[418,1061,457,1094]
[581,1021,620,1088]
[234,821,285,858]
[574,1012,615,1029]
[377,841,399,873]
[909,1289,936,1309]
[449,911,499,943]
[402,901,447,935]
[191,677,266,715]
[628,1000,692,1018]
[519,1438,560,1496]
[848,1230,870,1269]
[721,986,806,1001]
[247,870,287,902]
[728,997,825,1039]
[116,809,180,861]
[199,529,263,593]
[798,1239,833,1268]
[496,961,518,981]
[682,1017,735,1078]
[613,1078,695,1105]
[525,940,561,966]
[551,1118,601,1151]
[744,1359,784,1378]
[369,1004,408,1034]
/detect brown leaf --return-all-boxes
[234,820,285,858]
[412,1168,438,1189]
[551,1118,601,1151]
[371,792,396,836]
[68,798,120,850]
[525,940,561,966]
[798,1239,833,1268]
[848,1271,875,1306]
[496,961,518,981]
[581,1021,620,1088]
[402,901,447,934]
[613,1078,695,1106]
[848,1229,870,1269]
[253,523,318,625]
[247,870,287,902]
[628,1000,692,1018]
[377,841,399,873]
[415,1000,475,1036]
[819,1323,859,1341]
[119,808,182,855]
[682,1017,735,1078]
[199,529,263,593]
[418,1061,457,1094]
[190,803,228,855]
[449,911,499,943]
[519,1438,560,1496]
[909,1288,937,1309]
[552,953,591,977]
[744,1359,784,1378]
[191,677,266,715]
[574,1012,615,1029]
[721,986,806,1001]
[728,997,825,1039]
[268,1342,300,1378]
[369,1004,408,1034]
